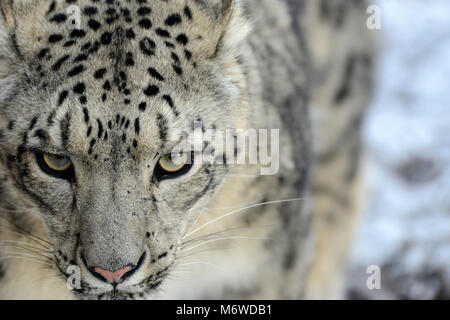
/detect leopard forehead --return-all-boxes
[7,0,240,158]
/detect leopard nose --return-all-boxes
[82,252,147,284]
[93,265,133,284]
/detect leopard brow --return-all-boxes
[25,143,69,157]
[25,126,69,156]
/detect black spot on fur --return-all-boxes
[138,18,152,29]
[157,252,168,260]
[100,32,112,45]
[79,96,87,104]
[184,6,192,20]
[46,1,56,15]
[74,54,88,63]
[125,52,135,66]
[140,38,156,56]
[148,68,164,81]
[171,52,180,63]
[156,28,170,38]
[138,102,147,112]
[34,129,47,140]
[165,41,175,48]
[88,41,101,54]
[172,65,183,75]
[63,40,77,47]
[7,121,14,130]
[52,55,70,71]
[88,19,102,31]
[68,65,85,77]
[48,34,64,43]
[126,28,136,39]
[58,90,69,106]
[105,16,119,25]
[184,49,192,60]
[103,81,112,91]
[29,117,38,131]
[176,34,188,45]
[334,55,357,104]
[157,114,168,141]
[50,13,67,23]
[73,82,86,94]
[122,8,131,17]
[97,119,104,139]
[134,118,140,135]
[165,14,182,26]
[37,48,50,59]
[84,7,98,16]
[105,7,117,15]
[162,95,179,117]
[83,108,90,123]
[144,85,159,96]
[94,68,107,79]
[70,29,86,38]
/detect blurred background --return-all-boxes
[346,0,450,299]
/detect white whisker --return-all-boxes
[2,245,53,261]
[183,236,270,252]
[175,261,226,273]
[179,246,234,260]
[0,224,53,248]
[0,240,53,253]
[30,272,65,286]
[207,199,265,212]
[184,198,305,239]
[0,255,53,266]
[3,250,52,261]
[182,224,272,248]
[185,209,204,236]
[184,199,275,238]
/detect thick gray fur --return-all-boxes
[0,0,373,299]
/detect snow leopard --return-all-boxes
[0,0,374,299]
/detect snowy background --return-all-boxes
[346,0,450,299]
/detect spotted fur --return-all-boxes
[0,0,373,299]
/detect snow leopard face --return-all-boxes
[0,0,250,299]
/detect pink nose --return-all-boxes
[93,266,133,284]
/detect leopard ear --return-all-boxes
[200,0,235,27]
[0,0,13,80]
[0,0,18,94]
[190,0,250,59]
[1,0,43,31]
[0,0,16,31]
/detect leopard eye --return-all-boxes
[159,153,189,172]
[43,154,72,171]
[36,153,74,180]
[155,152,193,180]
